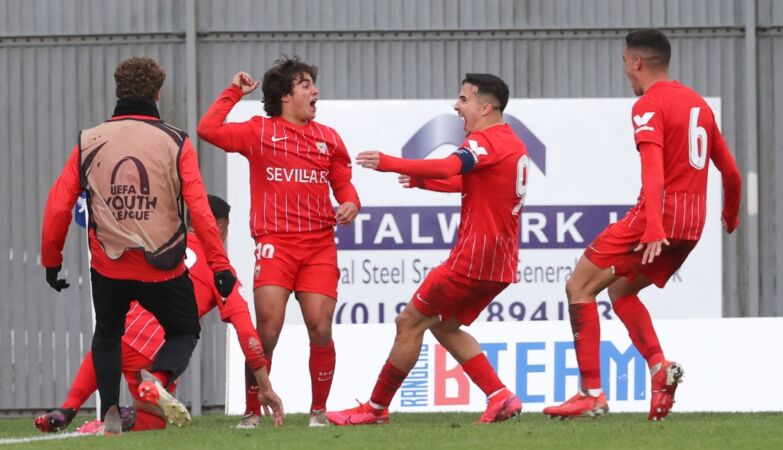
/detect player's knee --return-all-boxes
[394,309,418,333]
[565,278,579,303]
[305,320,332,344]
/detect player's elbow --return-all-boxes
[196,120,214,142]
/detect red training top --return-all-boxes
[41,114,230,281]
[380,123,529,283]
[198,85,360,237]
[621,80,741,242]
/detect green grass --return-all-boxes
[1,412,782,449]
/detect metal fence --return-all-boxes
[1,0,780,413]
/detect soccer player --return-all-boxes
[197,56,360,427]
[327,73,528,426]
[542,29,741,420]
[34,196,284,433]
[41,57,238,434]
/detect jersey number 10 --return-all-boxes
[689,107,708,170]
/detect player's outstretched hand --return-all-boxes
[335,201,359,225]
[722,216,738,234]
[45,265,70,292]
[634,239,670,265]
[232,71,259,95]
[258,386,285,427]
[214,269,237,297]
[356,151,382,170]
[398,175,421,189]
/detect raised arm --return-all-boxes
[358,151,463,179]
[197,72,262,155]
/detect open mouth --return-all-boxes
[310,99,318,108]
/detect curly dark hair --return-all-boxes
[114,57,165,100]
[261,56,318,116]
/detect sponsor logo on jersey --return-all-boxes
[271,135,288,142]
[633,112,656,133]
[265,167,329,184]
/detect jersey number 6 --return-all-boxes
[688,107,708,170]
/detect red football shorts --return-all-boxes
[584,222,698,288]
[253,228,339,299]
[411,265,509,325]
[121,342,176,400]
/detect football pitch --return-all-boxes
[1,412,782,449]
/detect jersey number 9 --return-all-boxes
[513,154,530,215]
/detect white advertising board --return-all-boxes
[226,318,783,414]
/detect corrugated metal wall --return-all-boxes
[1,0,780,412]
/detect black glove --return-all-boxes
[214,270,236,297]
[45,265,70,292]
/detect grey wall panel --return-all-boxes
[757,34,782,316]
[197,0,741,31]
[758,0,783,25]
[0,0,186,36]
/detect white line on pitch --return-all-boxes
[0,432,88,445]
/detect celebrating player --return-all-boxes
[327,73,528,426]
[543,29,742,420]
[34,195,284,434]
[197,56,360,427]
[41,57,239,434]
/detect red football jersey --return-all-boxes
[620,81,727,241]
[198,86,360,238]
[445,123,529,283]
[122,233,250,361]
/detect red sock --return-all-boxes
[244,361,261,415]
[151,371,171,387]
[309,341,335,412]
[370,360,408,408]
[132,411,167,431]
[62,351,99,411]
[569,303,601,390]
[462,353,505,397]
[612,295,665,369]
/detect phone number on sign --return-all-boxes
[334,300,614,324]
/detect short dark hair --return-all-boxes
[261,56,319,116]
[207,195,231,221]
[114,57,165,100]
[462,73,510,112]
[187,195,231,224]
[625,29,671,69]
